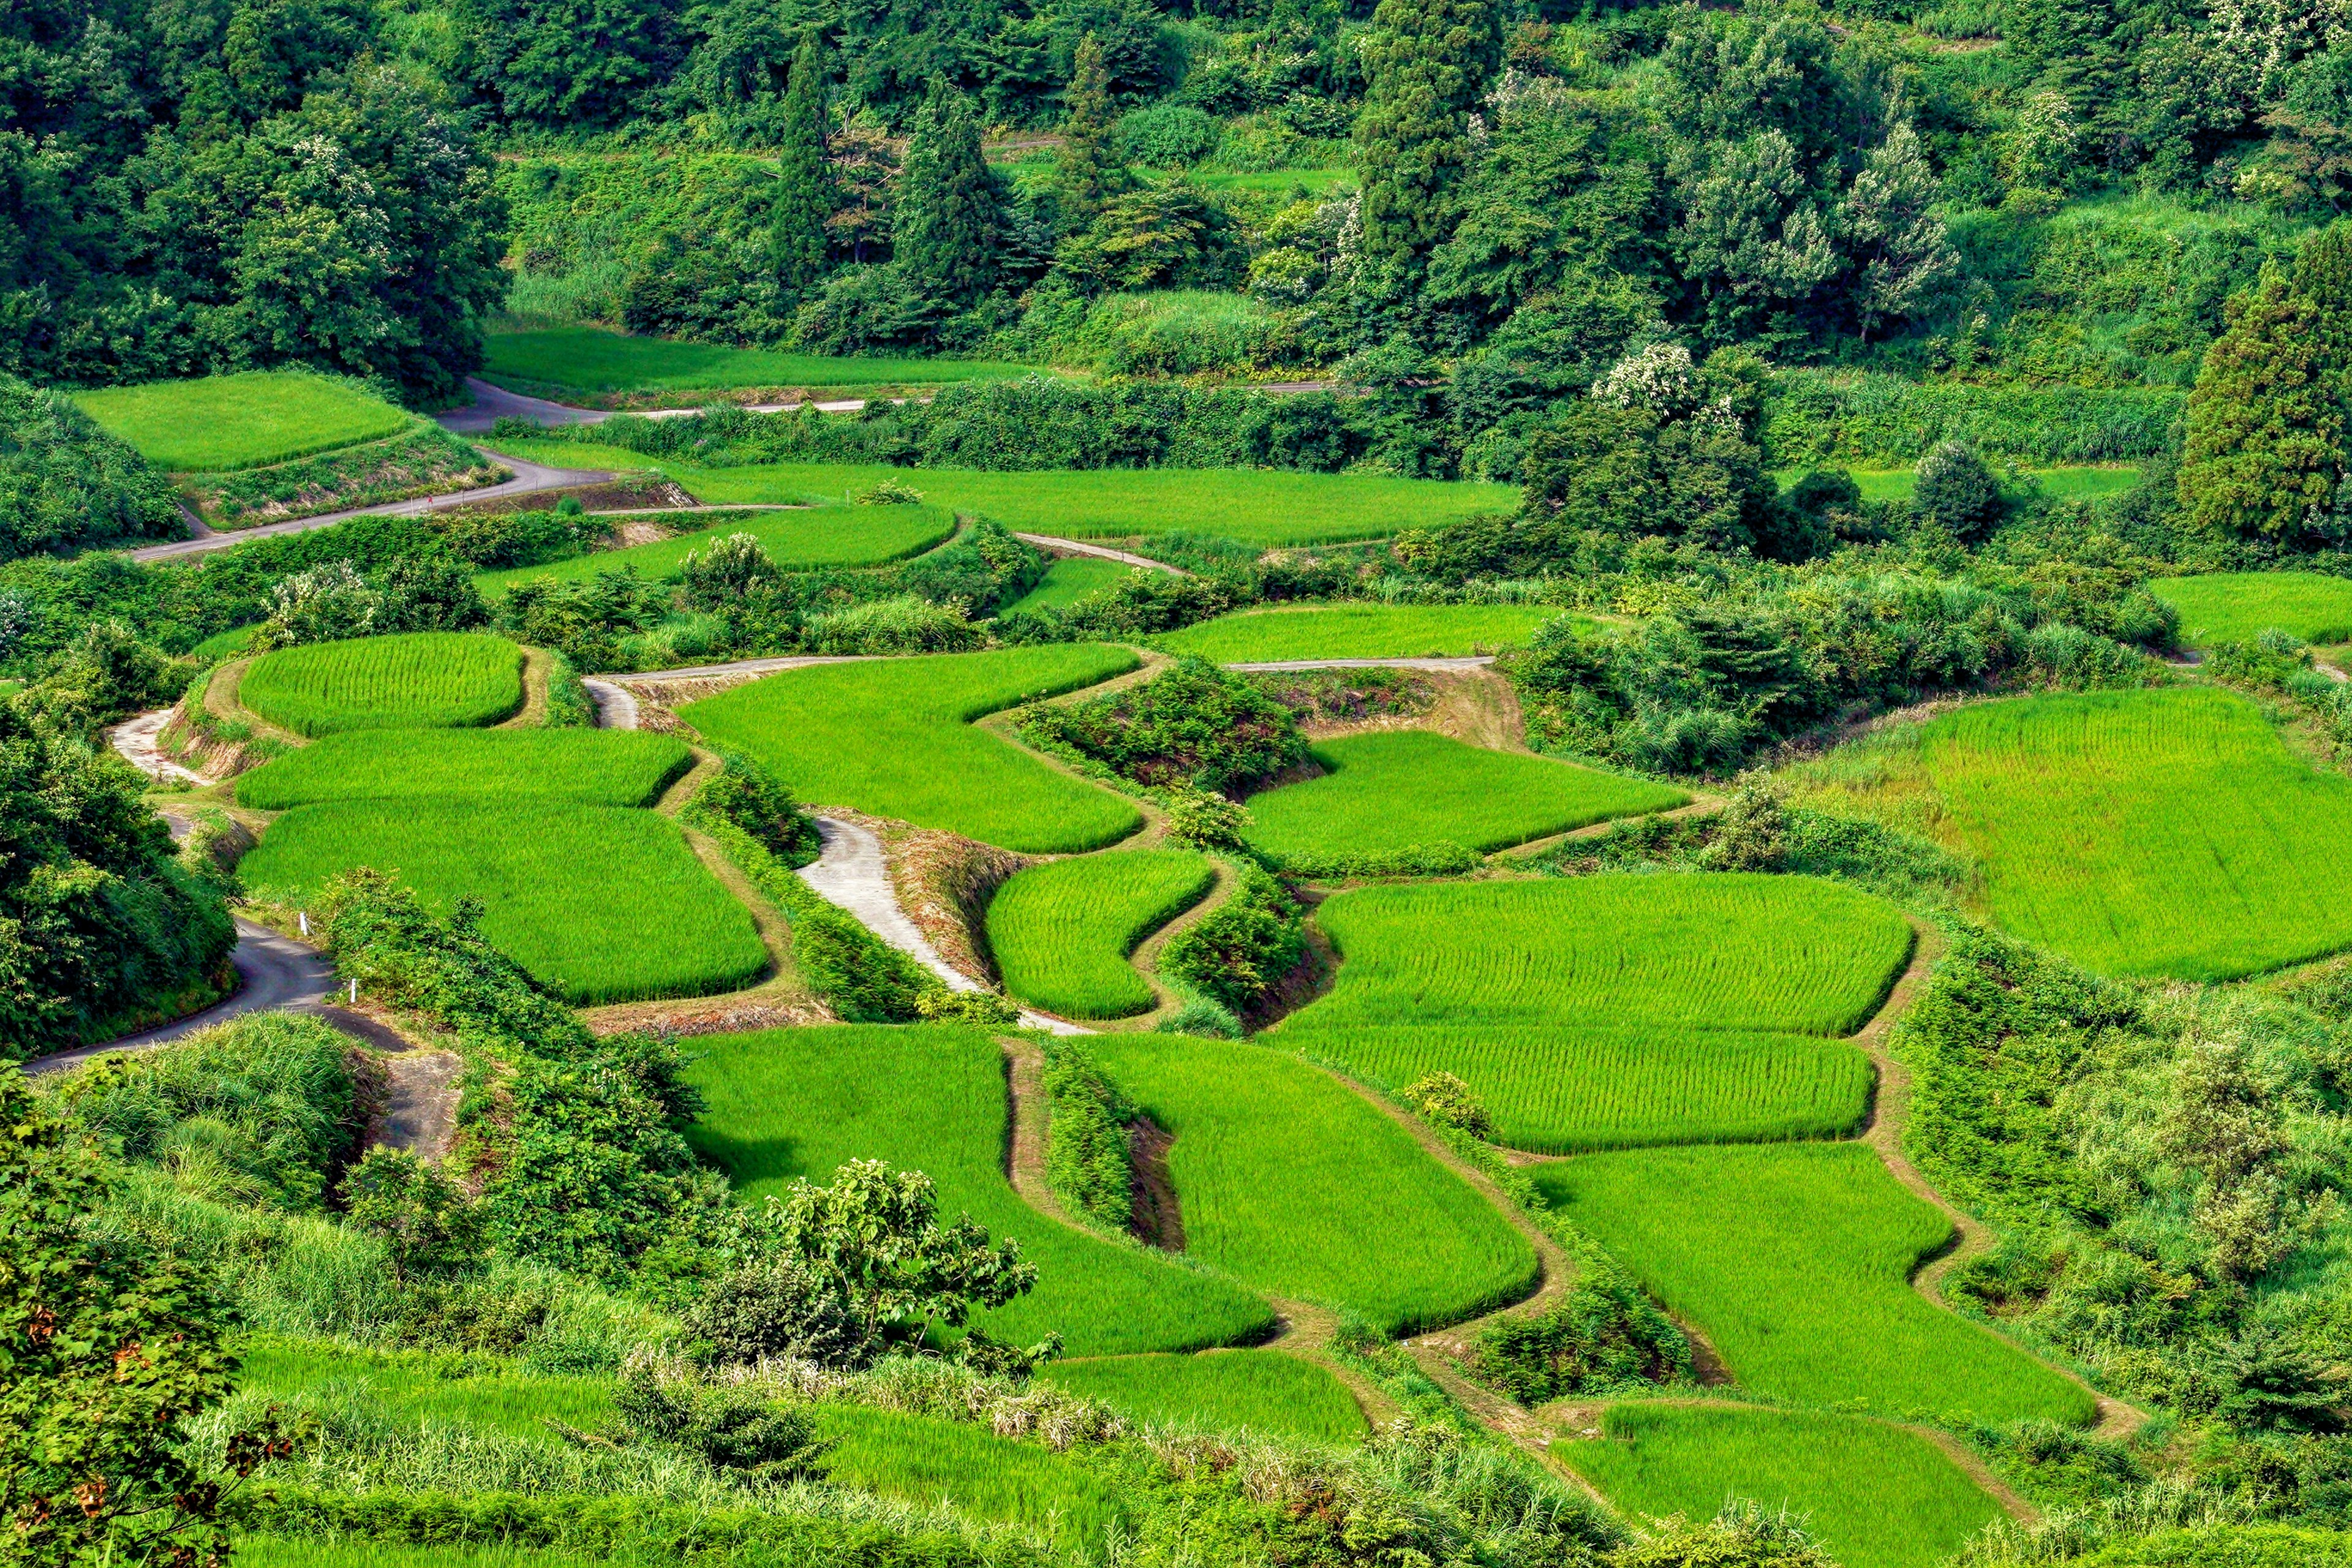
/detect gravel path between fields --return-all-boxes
[1012,535,1191,575]
[110,707,209,783]
[439,375,911,432]
[1223,656,1497,672]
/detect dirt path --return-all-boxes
[111,708,210,784]
[1012,535,1190,575]
[581,678,639,729]
[1224,656,1498,673]
[369,1050,463,1161]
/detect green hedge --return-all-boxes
[0,374,182,558]
[1762,370,2185,467]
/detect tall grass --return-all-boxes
[1151,603,1567,662]
[1921,687,2352,979]
[242,800,767,1004]
[1274,875,1907,1151]
[473,505,958,595]
[241,633,526,736]
[2149,572,2352,649]
[681,647,1144,853]
[235,729,693,810]
[235,1539,606,1568]
[1091,1035,1537,1334]
[1556,1405,2006,1568]
[812,1404,1129,1558]
[1242,731,1686,873]
[680,1024,1276,1356]
[70,371,412,470]
[1534,1144,2095,1424]
[1038,1351,1368,1443]
[986,851,1214,1019]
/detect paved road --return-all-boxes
[129,451,614,562]
[609,654,870,682]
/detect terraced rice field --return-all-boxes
[1038,1351,1367,1442]
[813,1405,1128,1556]
[682,647,1144,853]
[70,371,413,470]
[1920,687,2352,979]
[1242,731,1686,872]
[1152,603,1567,662]
[241,1341,614,1442]
[1533,1144,2095,1423]
[2149,571,2352,649]
[236,1541,598,1568]
[484,328,1035,396]
[1555,1406,2006,1568]
[682,1025,1275,1357]
[1276,876,1909,1150]
[1090,1036,1537,1334]
[241,801,765,1004]
[239,633,525,736]
[986,851,1214,1019]
[235,729,692,810]
[998,555,1140,614]
[473,505,959,593]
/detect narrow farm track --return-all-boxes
[1224,656,1497,672]
[438,374,914,432]
[1496,790,1728,865]
[368,1050,463,1162]
[998,1036,1403,1428]
[111,707,209,783]
[1012,535,1191,575]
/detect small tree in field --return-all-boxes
[341,1145,482,1284]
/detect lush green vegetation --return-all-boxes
[474,505,959,593]
[1920,688,2352,981]
[812,1404,1128,1555]
[998,556,1139,615]
[986,851,1213,1020]
[240,1341,614,1441]
[1242,731,1685,874]
[2152,573,2352,650]
[682,647,1143,852]
[233,1542,605,1568]
[0,375,183,558]
[673,461,1517,548]
[1556,1405,2007,1568]
[239,633,526,736]
[1091,1035,1536,1334]
[1278,876,1905,1151]
[681,1025,1276,1356]
[1152,604,1565,662]
[241,801,765,1005]
[484,329,1036,398]
[1535,1144,2095,1424]
[1037,1351,1368,1443]
[70,372,415,471]
[235,729,693,811]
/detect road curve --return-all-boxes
[1012,534,1189,576]
[439,375,910,433]
[110,708,208,783]
[129,451,616,562]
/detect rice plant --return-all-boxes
[682,646,1144,853]
[235,729,693,810]
[1533,1144,2095,1424]
[680,1024,1276,1357]
[813,1404,1130,1558]
[70,370,412,470]
[1038,1351,1368,1443]
[474,505,958,594]
[235,1538,605,1568]
[1091,1035,1537,1335]
[1555,1404,2007,1568]
[1242,731,1686,872]
[997,556,1138,614]
[240,1340,618,1444]
[241,800,767,1004]
[1274,876,1908,1151]
[239,633,526,736]
[1150,603,1571,662]
[2147,571,2352,649]
[987,850,1215,1019]
[1921,687,2352,979]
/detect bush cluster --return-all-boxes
[1020,656,1305,793]
[1158,864,1304,1016]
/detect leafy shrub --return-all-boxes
[611,1354,835,1479]
[859,479,925,504]
[1158,864,1305,1015]
[1400,1071,1495,1139]
[1118,104,1221,165]
[1164,788,1250,849]
[1020,656,1305,791]
[1912,440,2006,542]
[802,595,983,655]
[682,1254,870,1368]
[341,1147,482,1282]
[1042,1041,1133,1229]
[0,374,181,558]
[690,753,821,867]
[1467,1273,1693,1405]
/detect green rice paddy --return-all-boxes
[483,328,1036,396]
[71,371,414,470]
[1555,1405,2006,1568]
[1091,1035,1537,1334]
[682,646,1144,853]
[682,1025,1276,1356]
[1276,876,1909,1151]
[473,505,960,594]
[813,1404,1128,1556]
[241,800,766,1005]
[1920,687,2352,980]
[1038,1351,1368,1442]
[2149,571,2352,649]
[234,729,692,810]
[986,850,1215,1019]
[1151,603,1569,662]
[1534,1144,2095,1423]
[235,1541,601,1568]
[1242,731,1686,872]
[998,555,1141,614]
[240,1340,614,1442]
[239,633,526,736]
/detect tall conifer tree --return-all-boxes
[771,32,837,303]
[896,83,1001,307]
[1055,34,1119,232]
[1354,0,1503,271]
